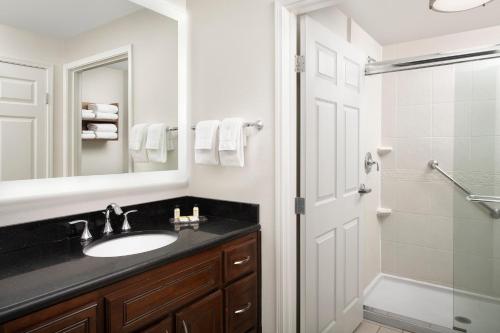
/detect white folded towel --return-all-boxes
[146,123,167,163]
[219,118,245,167]
[167,128,178,151]
[82,109,95,120]
[82,132,96,139]
[129,123,149,162]
[94,112,118,121]
[82,130,94,135]
[87,123,118,133]
[194,120,220,165]
[87,103,118,113]
[95,132,118,140]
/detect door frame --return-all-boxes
[62,45,133,176]
[274,1,347,332]
[0,56,54,178]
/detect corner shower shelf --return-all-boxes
[376,208,392,217]
[377,147,393,155]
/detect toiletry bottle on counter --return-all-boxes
[174,205,181,220]
[193,204,199,219]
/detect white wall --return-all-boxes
[381,26,500,296]
[384,25,500,60]
[186,0,275,331]
[80,66,128,176]
[309,6,383,290]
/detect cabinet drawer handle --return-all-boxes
[233,256,251,265]
[234,302,252,314]
[182,320,189,333]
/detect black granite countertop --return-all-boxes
[0,197,259,324]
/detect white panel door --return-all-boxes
[300,15,365,333]
[0,61,49,181]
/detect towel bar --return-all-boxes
[191,120,263,131]
[166,120,264,132]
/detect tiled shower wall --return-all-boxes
[380,59,500,297]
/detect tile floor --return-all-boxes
[354,320,414,333]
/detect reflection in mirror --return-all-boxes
[0,0,178,181]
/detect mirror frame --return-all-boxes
[0,0,189,226]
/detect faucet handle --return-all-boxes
[122,210,138,232]
[124,209,138,217]
[69,220,93,242]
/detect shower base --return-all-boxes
[363,274,500,333]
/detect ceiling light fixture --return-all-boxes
[430,0,495,12]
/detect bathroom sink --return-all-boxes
[83,233,178,258]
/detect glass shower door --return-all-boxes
[452,58,500,333]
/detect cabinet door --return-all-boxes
[175,291,223,333]
[2,302,98,333]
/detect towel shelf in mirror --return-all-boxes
[82,102,119,141]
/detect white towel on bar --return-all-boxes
[194,120,220,165]
[82,132,96,139]
[95,132,118,140]
[94,112,118,121]
[219,118,245,167]
[87,103,118,113]
[129,123,149,162]
[87,123,117,133]
[82,109,95,120]
[167,127,178,151]
[146,123,167,163]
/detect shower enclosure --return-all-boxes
[365,47,500,333]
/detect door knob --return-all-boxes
[358,184,372,195]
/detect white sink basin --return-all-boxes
[83,233,178,258]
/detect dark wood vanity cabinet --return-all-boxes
[1,232,260,333]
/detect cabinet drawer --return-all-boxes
[142,316,173,333]
[2,302,98,333]
[225,273,258,333]
[224,236,257,283]
[105,254,221,332]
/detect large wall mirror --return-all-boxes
[0,0,182,181]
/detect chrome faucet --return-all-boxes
[103,203,123,235]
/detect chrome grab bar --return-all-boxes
[428,160,500,219]
[467,195,500,204]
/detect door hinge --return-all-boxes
[45,93,49,105]
[295,197,305,215]
[295,55,305,73]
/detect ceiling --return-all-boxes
[0,0,142,39]
[337,0,500,45]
